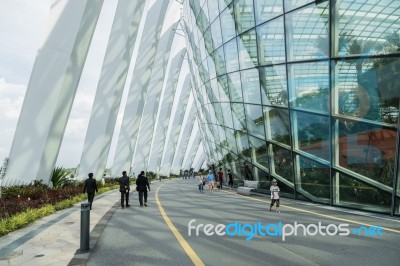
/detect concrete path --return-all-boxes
[1,178,400,266]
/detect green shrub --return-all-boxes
[51,166,70,188]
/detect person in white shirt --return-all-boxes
[197,174,204,192]
[269,179,280,213]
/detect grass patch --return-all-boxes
[0,185,118,237]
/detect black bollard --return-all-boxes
[80,203,90,251]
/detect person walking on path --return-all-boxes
[119,171,130,208]
[83,173,98,210]
[227,169,233,190]
[206,169,215,192]
[197,173,204,192]
[136,171,150,207]
[217,168,224,190]
[269,179,281,213]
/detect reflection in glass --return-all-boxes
[225,38,240,73]
[298,156,330,200]
[272,145,293,183]
[224,127,238,154]
[228,72,243,102]
[335,0,400,57]
[231,103,246,130]
[284,0,314,12]
[335,173,392,213]
[285,3,329,61]
[255,0,283,25]
[214,47,226,76]
[217,75,230,102]
[220,3,236,43]
[257,17,285,65]
[234,0,255,33]
[260,65,288,106]
[293,111,330,161]
[245,104,265,139]
[337,119,396,187]
[249,136,269,170]
[238,29,258,69]
[220,103,234,128]
[264,107,291,146]
[211,17,223,50]
[289,62,329,113]
[334,58,399,125]
[241,68,261,104]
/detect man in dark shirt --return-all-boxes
[136,171,150,207]
[119,171,130,208]
[83,173,98,210]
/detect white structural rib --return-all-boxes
[3,0,104,186]
[78,0,146,180]
[112,0,170,176]
[170,94,196,174]
[147,48,186,172]
[159,74,192,176]
[130,22,178,172]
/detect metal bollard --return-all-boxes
[80,203,90,251]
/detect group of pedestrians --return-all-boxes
[119,170,150,208]
[82,170,150,210]
[196,168,234,193]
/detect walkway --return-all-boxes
[0,179,399,265]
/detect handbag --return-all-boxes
[203,181,206,186]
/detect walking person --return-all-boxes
[217,168,224,190]
[269,179,280,213]
[206,169,215,192]
[119,171,130,208]
[83,173,98,210]
[197,173,204,192]
[227,169,233,190]
[136,171,150,207]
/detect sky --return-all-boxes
[0,0,185,170]
[0,0,122,168]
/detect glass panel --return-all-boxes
[236,131,251,162]
[285,2,329,61]
[285,0,314,12]
[249,136,269,170]
[220,3,236,43]
[298,156,330,200]
[207,0,220,23]
[221,103,234,128]
[211,17,223,50]
[234,0,255,34]
[225,127,238,154]
[231,103,246,130]
[238,29,258,69]
[289,62,330,113]
[241,68,261,104]
[217,75,230,102]
[334,58,399,125]
[257,17,285,65]
[264,107,291,146]
[255,0,283,25]
[335,0,400,57]
[228,72,243,102]
[245,104,265,139]
[337,119,397,187]
[225,38,240,73]
[335,173,392,213]
[293,111,330,161]
[207,55,217,80]
[260,65,288,106]
[214,46,226,76]
[272,145,294,183]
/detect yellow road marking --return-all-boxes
[220,190,400,234]
[155,185,205,266]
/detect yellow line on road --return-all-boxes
[155,185,205,266]
[220,190,400,234]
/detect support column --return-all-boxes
[112,0,171,175]
[3,0,104,186]
[78,0,146,180]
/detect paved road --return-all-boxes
[88,179,400,266]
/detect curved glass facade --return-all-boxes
[183,0,400,215]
